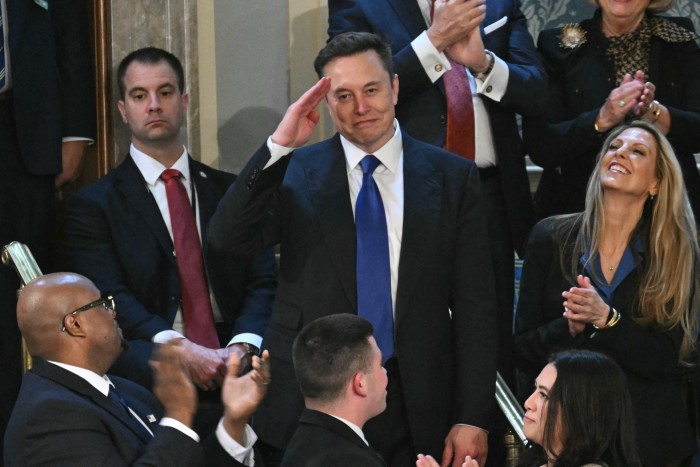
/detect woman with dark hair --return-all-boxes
[523,0,700,221]
[514,120,699,465]
[520,350,640,467]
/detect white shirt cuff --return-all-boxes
[411,31,450,83]
[152,330,185,344]
[227,333,263,349]
[62,136,95,144]
[474,53,508,102]
[215,418,258,466]
[264,136,295,169]
[160,417,201,442]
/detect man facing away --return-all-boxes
[4,272,270,466]
[282,314,388,467]
[63,47,276,415]
[209,32,498,466]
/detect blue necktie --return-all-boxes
[356,155,394,362]
[108,385,153,438]
[0,0,7,92]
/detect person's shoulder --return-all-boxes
[190,158,236,186]
[655,15,696,33]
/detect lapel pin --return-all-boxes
[147,415,157,423]
[199,171,207,178]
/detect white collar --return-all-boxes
[341,119,402,175]
[129,144,190,187]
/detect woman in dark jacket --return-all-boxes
[514,121,699,465]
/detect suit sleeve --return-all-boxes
[450,163,498,427]
[208,143,290,258]
[64,190,173,341]
[50,0,96,139]
[513,220,581,377]
[521,30,606,170]
[495,1,548,117]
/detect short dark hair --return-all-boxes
[539,350,641,467]
[293,314,374,402]
[313,32,394,80]
[117,47,185,99]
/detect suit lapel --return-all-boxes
[116,155,175,262]
[386,0,426,39]
[189,158,217,257]
[31,360,153,443]
[305,136,358,310]
[395,134,442,323]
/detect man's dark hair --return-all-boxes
[313,32,394,80]
[293,314,374,402]
[117,47,185,99]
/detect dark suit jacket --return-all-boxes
[6,0,96,175]
[4,359,243,467]
[522,12,700,220]
[513,216,696,465]
[63,155,277,386]
[327,0,547,255]
[282,409,385,467]
[208,131,498,458]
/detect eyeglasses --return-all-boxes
[61,296,116,332]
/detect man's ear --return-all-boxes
[63,314,87,338]
[351,372,368,397]
[117,100,128,124]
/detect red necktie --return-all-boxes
[160,169,219,348]
[431,0,476,160]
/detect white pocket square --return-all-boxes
[484,16,508,35]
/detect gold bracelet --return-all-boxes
[651,100,661,122]
[593,307,620,330]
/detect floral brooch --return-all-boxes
[559,23,587,49]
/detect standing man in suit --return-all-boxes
[328,0,547,394]
[63,47,276,428]
[282,314,387,467]
[5,272,269,466]
[209,32,497,467]
[0,0,96,461]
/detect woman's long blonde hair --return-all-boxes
[558,121,698,360]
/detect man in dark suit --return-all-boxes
[63,48,276,400]
[0,0,95,458]
[4,272,269,466]
[209,32,497,466]
[327,0,547,393]
[282,314,387,467]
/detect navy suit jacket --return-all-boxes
[63,155,277,386]
[6,0,96,175]
[327,0,547,255]
[4,359,242,466]
[282,409,386,467]
[208,131,498,458]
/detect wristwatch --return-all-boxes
[471,50,495,81]
[239,342,261,357]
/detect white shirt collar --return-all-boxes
[129,144,190,187]
[328,414,370,446]
[48,360,112,397]
[341,119,403,175]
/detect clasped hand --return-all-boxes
[562,275,610,336]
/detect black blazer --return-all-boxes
[513,217,696,465]
[63,155,277,386]
[208,131,498,458]
[4,359,206,466]
[523,12,700,220]
[282,409,386,467]
[327,0,547,255]
[6,0,96,175]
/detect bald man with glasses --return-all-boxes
[4,273,269,467]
